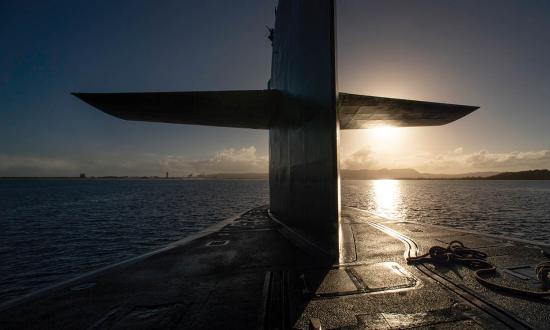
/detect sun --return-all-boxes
[369,125,400,140]
[341,124,409,163]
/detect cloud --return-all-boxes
[158,146,268,175]
[0,146,268,177]
[464,149,550,170]
[341,146,550,173]
[417,148,550,173]
[342,147,377,170]
[3,146,549,177]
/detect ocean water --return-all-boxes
[0,179,269,303]
[342,180,550,243]
[1,179,549,303]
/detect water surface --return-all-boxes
[0,179,268,303]
[342,180,550,243]
[1,179,549,303]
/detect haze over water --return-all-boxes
[1,179,549,303]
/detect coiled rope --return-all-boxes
[406,240,550,298]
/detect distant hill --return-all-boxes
[340,168,498,180]
[486,169,550,180]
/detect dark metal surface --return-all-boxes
[72,0,479,255]
[3,207,547,329]
[73,90,478,131]
[73,90,279,129]
[338,93,479,129]
[268,0,340,254]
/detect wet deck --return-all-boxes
[0,206,549,329]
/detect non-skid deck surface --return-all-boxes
[0,206,549,329]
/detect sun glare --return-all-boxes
[369,125,399,140]
[372,179,402,219]
[355,125,403,151]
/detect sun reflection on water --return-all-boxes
[372,179,402,219]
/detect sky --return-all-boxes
[1,0,550,176]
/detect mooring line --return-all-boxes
[365,220,533,330]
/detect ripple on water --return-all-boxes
[0,179,269,303]
[1,179,549,303]
[342,180,550,245]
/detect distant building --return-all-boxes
[166,172,169,178]
[79,173,86,178]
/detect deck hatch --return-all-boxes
[301,262,417,297]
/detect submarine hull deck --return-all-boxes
[0,206,548,329]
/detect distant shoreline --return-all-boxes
[340,168,550,180]
[2,168,549,181]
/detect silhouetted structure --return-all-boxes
[74,0,477,254]
[9,2,550,329]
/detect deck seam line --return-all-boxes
[364,218,534,330]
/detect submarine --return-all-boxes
[1,1,549,329]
